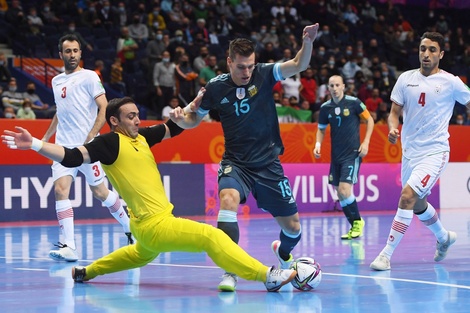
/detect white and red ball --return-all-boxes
[290,257,322,291]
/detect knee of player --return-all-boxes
[283,219,301,235]
[90,183,109,201]
[219,190,240,209]
[398,186,418,209]
[54,185,70,199]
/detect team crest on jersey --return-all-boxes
[223,165,232,174]
[343,108,350,116]
[435,84,442,94]
[236,88,245,99]
[335,107,341,115]
[248,85,257,97]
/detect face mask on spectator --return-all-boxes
[9,87,17,92]
[5,112,14,118]
[24,107,32,113]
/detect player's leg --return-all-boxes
[371,156,419,270]
[216,162,251,291]
[337,157,364,239]
[49,162,79,261]
[156,215,297,291]
[255,160,300,269]
[82,162,132,243]
[73,218,158,282]
[412,152,456,261]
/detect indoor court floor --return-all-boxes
[1,209,469,313]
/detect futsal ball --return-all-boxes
[290,257,322,291]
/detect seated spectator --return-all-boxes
[26,7,43,35]
[365,88,383,121]
[376,101,390,125]
[175,53,197,105]
[40,1,62,25]
[16,98,36,119]
[94,60,105,82]
[2,78,24,112]
[117,26,139,73]
[109,57,126,95]
[3,106,16,118]
[161,96,181,121]
[5,0,27,32]
[300,67,317,107]
[0,51,12,84]
[453,113,467,125]
[147,4,166,33]
[63,22,93,52]
[198,55,218,87]
[128,14,149,48]
[22,81,54,118]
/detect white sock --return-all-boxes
[382,208,413,258]
[102,191,131,233]
[416,203,448,243]
[56,199,75,250]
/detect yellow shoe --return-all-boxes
[350,218,365,238]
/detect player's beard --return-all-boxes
[64,58,80,72]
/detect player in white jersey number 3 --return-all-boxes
[42,34,133,262]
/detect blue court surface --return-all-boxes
[1,209,469,313]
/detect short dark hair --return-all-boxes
[228,38,255,60]
[58,34,81,52]
[106,97,135,128]
[421,32,445,51]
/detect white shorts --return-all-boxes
[401,151,449,199]
[52,161,106,186]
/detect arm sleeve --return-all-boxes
[138,124,167,147]
[85,133,120,165]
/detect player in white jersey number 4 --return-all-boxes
[370,32,470,271]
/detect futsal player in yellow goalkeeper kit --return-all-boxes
[2,95,296,292]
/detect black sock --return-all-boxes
[278,230,301,261]
[347,200,361,222]
[217,221,240,244]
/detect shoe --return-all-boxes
[341,218,365,240]
[125,232,134,245]
[271,240,294,269]
[218,273,238,292]
[370,254,391,271]
[49,242,78,262]
[434,231,457,262]
[72,266,88,282]
[265,266,297,292]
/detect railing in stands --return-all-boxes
[17,56,62,88]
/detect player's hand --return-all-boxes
[388,128,400,144]
[2,126,33,150]
[358,143,369,158]
[313,147,321,159]
[170,88,205,122]
[303,23,319,43]
[191,87,205,112]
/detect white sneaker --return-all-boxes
[271,240,294,269]
[370,254,391,271]
[265,266,297,292]
[49,242,78,262]
[434,231,457,262]
[218,272,238,292]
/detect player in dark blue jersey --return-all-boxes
[314,75,374,240]
[170,23,320,292]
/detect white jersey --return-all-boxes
[52,69,105,147]
[391,69,470,158]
